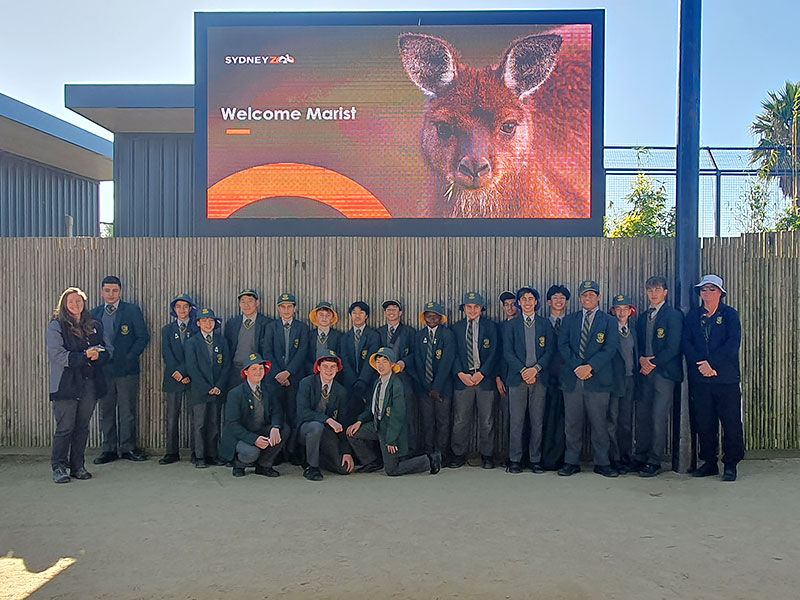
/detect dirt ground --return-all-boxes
[1,452,799,600]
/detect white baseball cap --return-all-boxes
[695,274,727,296]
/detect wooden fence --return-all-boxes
[0,233,796,452]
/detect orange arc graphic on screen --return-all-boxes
[225,128,252,135]
[207,163,391,219]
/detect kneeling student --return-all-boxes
[220,353,286,478]
[347,347,440,476]
[296,350,356,481]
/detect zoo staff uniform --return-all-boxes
[90,300,150,456]
[184,330,230,461]
[682,303,744,469]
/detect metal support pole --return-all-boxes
[674,0,702,473]
[65,215,74,238]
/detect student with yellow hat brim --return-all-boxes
[306,301,343,375]
[296,349,355,481]
[219,353,286,478]
[346,347,440,476]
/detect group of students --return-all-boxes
[46,273,744,484]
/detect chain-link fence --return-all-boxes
[605,146,793,237]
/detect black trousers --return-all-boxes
[419,391,451,455]
[273,383,299,454]
[51,379,97,471]
[191,400,220,460]
[689,381,745,467]
[349,422,430,476]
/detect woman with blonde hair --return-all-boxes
[46,287,108,483]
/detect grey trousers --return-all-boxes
[51,379,97,471]
[563,380,610,466]
[191,401,220,460]
[508,381,547,463]
[634,372,675,466]
[420,392,451,454]
[164,390,188,455]
[235,434,284,468]
[349,422,430,476]
[608,375,635,462]
[451,386,495,457]
[98,374,139,453]
[299,421,349,474]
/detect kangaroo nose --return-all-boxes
[456,157,492,188]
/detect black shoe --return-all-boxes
[195,460,208,469]
[530,463,544,474]
[692,462,720,477]
[70,467,92,480]
[232,466,246,477]
[594,465,619,478]
[356,460,384,474]
[121,450,146,462]
[430,452,442,475]
[303,466,324,481]
[205,457,226,467]
[447,455,466,469]
[558,463,581,476]
[93,452,118,465]
[639,463,662,478]
[255,465,280,477]
[721,466,737,482]
[52,467,71,484]
[159,454,180,465]
[628,459,646,473]
[481,456,495,470]
[506,461,522,474]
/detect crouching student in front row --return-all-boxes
[220,353,286,478]
[296,350,355,481]
[347,347,440,476]
[184,308,230,469]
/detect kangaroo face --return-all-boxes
[399,33,562,216]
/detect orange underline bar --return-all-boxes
[225,128,252,135]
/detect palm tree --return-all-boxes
[750,81,800,210]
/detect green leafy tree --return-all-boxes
[731,177,776,233]
[750,81,800,209]
[605,173,675,237]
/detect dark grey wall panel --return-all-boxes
[114,133,194,237]
[0,150,99,237]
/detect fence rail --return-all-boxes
[0,234,796,452]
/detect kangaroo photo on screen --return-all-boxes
[399,27,591,219]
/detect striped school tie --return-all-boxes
[253,385,262,401]
[387,326,395,344]
[578,313,592,359]
[105,305,116,315]
[244,318,253,330]
[554,317,561,334]
[466,319,475,370]
[425,330,435,384]
[319,331,327,345]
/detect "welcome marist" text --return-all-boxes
[219,106,357,121]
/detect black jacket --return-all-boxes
[683,303,741,385]
[451,317,500,391]
[46,318,109,400]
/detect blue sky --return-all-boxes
[2,0,798,147]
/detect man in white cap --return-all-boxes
[683,274,743,482]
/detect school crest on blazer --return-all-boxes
[539,336,546,347]
[596,332,605,343]
[483,338,490,348]
[361,349,368,360]
[121,325,130,335]
[656,327,665,339]
[716,316,723,325]
[436,349,442,359]
[293,338,300,349]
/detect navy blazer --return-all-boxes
[261,319,309,385]
[682,303,741,385]
[161,320,198,393]
[375,322,416,365]
[503,314,555,387]
[91,301,150,377]
[637,304,684,382]
[610,319,639,397]
[558,309,620,393]
[337,327,380,390]
[411,325,456,396]
[184,331,231,406]
[451,316,500,391]
[223,313,272,364]
[306,327,344,374]
[219,381,284,462]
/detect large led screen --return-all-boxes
[195,11,604,236]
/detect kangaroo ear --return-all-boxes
[502,34,562,102]
[398,33,459,98]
